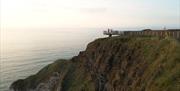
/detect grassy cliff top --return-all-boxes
[11,36,180,91]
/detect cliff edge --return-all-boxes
[10,36,180,91]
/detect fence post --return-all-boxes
[177,31,180,39]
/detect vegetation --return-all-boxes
[11,36,180,91]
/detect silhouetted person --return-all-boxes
[108,29,112,37]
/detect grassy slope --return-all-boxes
[89,36,180,91]
[138,37,180,91]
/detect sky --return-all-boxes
[1,0,180,29]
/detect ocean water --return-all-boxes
[0,28,104,91]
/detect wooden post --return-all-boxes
[172,32,175,38]
[177,31,180,39]
[154,32,155,36]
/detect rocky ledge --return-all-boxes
[10,36,180,91]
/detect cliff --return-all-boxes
[10,36,180,91]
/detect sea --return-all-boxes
[0,28,105,91]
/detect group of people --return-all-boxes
[107,28,113,37]
[107,28,113,33]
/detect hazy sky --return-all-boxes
[1,0,180,29]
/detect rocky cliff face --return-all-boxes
[10,36,180,91]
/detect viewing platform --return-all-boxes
[103,29,180,40]
[103,29,124,37]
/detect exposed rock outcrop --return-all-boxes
[10,36,180,91]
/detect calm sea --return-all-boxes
[0,28,104,91]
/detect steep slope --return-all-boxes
[10,36,180,91]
